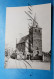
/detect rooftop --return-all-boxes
[17,35,29,44]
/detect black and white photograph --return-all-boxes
[5,3,51,70]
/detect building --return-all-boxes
[42,51,51,62]
[16,35,29,59]
[29,26,42,58]
[16,16,42,60]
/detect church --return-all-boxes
[16,16,42,60]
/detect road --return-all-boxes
[5,58,50,70]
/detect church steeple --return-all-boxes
[33,13,38,27]
[25,4,38,29]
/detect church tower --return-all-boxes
[29,15,42,57]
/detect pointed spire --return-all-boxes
[25,4,38,28]
[33,13,38,27]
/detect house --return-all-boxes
[42,51,51,62]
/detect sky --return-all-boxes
[5,3,51,52]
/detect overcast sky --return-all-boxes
[5,3,51,52]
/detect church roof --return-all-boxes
[18,35,29,44]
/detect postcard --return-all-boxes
[5,3,51,70]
